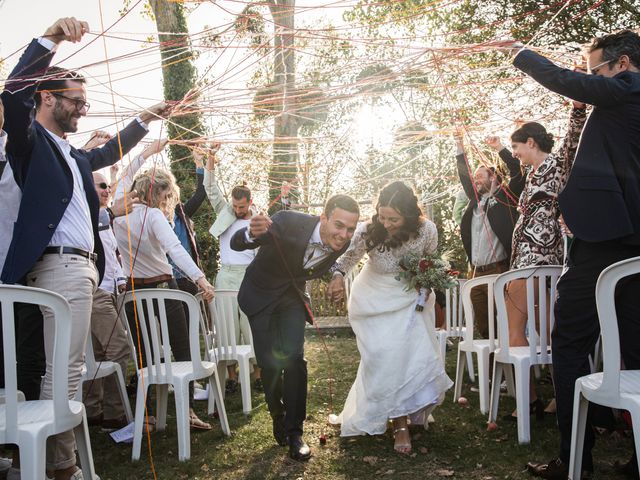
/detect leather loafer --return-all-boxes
[526,457,592,480]
[272,415,287,447]
[288,435,311,461]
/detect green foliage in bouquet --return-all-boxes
[395,253,459,292]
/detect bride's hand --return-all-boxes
[326,274,345,303]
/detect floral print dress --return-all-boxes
[511,107,588,269]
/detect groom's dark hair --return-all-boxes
[324,194,359,217]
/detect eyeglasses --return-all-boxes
[95,182,110,189]
[52,93,90,112]
[589,58,615,76]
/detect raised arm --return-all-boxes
[513,49,635,108]
[203,145,229,215]
[182,149,206,218]
[113,138,168,201]
[556,104,588,184]
[454,135,476,201]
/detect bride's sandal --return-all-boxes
[393,427,412,454]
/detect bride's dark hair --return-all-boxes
[365,181,423,252]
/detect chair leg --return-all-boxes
[132,379,148,461]
[156,384,169,432]
[503,364,516,397]
[173,382,191,462]
[513,361,531,444]
[113,365,133,423]
[238,358,252,415]
[568,388,589,480]
[478,350,490,415]
[466,351,475,382]
[209,373,230,436]
[629,404,640,480]
[453,346,466,403]
[19,434,47,480]
[75,410,97,480]
[488,360,503,423]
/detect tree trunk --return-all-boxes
[267,0,299,212]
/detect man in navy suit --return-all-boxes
[1,17,170,480]
[231,195,359,461]
[502,31,640,479]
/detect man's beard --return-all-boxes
[53,103,79,133]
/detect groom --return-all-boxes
[231,195,359,460]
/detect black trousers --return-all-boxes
[125,278,194,408]
[0,302,45,401]
[553,238,640,468]
[249,291,307,436]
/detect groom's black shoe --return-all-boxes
[272,415,287,447]
[288,435,311,461]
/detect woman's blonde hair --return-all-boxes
[131,167,180,218]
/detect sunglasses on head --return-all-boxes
[95,182,109,189]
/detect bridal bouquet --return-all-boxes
[396,253,459,311]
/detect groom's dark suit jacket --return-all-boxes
[231,210,350,322]
[1,39,148,285]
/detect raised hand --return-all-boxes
[491,39,525,56]
[139,102,173,124]
[43,17,89,44]
[81,130,111,151]
[484,135,504,152]
[141,138,168,158]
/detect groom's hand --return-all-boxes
[249,213,272,238]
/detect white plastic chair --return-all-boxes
[436,280,474,374]
[0,285,97,479]
[76,334,133,423]
[205,290,254,416]
[488,265,562,444]
[123,289,230,462]
[453,274,500,414]
[569,256,640,479]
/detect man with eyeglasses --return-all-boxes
[1,17,172,480]
[499,30,640,480]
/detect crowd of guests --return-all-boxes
[0,14,639,480]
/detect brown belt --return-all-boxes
[128,274,173,285]
[474,259,509,273]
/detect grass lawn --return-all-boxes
[91,330,635,479]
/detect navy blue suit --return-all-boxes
[231,210,349,435]
[514,49,640,470]
[0,39,148,285]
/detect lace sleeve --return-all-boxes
[421,220,438,256]
[335,222,369,274]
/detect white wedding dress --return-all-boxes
[331,220,453,436]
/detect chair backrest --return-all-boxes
[206,290,242,360]
[460,274,499,349]
[444,279,467,336]
[494,266,562,364]
[0,285,73,437]
[595,256,640,393]
[122,289,208,382]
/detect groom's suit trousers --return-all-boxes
[249,289,308,436]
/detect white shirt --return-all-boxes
[0,131,21,272]
[219,218,256,266]
[470,195,507,267]
[97,209,126,293]
[302,221,333,269]
[45,128,94,252]
[113,204,203,282]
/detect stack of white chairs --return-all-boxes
[488,265,562,444]
[0,285,98,479]
[569,256,640,479]
[123,289,230,461]
[453,274,504,414]
[436,279,471,366]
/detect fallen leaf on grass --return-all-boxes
[362,456,378,465]
[435,469,455,477]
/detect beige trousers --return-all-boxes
[27,253,98,471]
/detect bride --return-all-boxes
[327,181,452,454]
